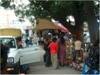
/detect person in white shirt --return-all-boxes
[72,39,83,70]
[74,40,82,50]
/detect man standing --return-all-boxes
[48,37,58,69]
[72,39,83,70]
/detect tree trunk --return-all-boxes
[72,2,84,40]
[83,1,99,43]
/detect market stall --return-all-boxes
[36,18,70,33]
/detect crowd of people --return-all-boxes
[40,32,83,70]
[39,31,99,74]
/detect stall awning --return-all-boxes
[36,18,59,31]
[36,18,70,33]
[53,21,69,33]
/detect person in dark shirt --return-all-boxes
[82,36,99,74]
[0,44,9,73]
[43,38,52,67]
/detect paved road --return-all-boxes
[28,62,81,74]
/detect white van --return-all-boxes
[0,28,45,73]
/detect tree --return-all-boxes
[82,1,99,43]
[0,0,99,41]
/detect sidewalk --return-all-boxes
[28,62,81,74]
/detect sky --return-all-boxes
[0,0,31,27]
[0,6,32,29]
[0,7,16,26]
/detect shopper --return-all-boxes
[82,38,99,74]
[72,39,83,70]
[43,38,52,67]
[48,37,58,69]
[58,37,66,66]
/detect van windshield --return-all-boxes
[0,38,16,48]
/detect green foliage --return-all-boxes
[1,0,10,8]
[0,0,98,23]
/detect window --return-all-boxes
[0,38,16,48]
